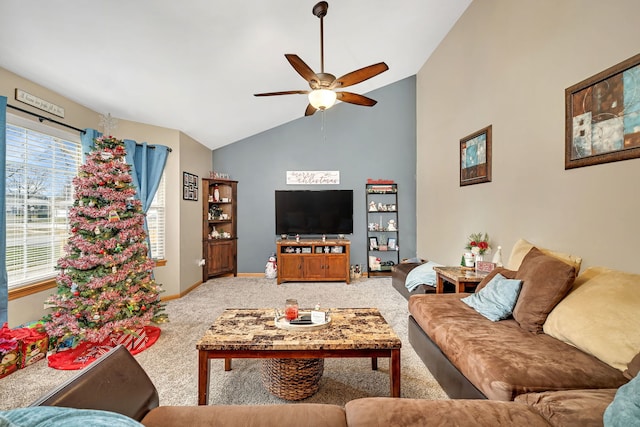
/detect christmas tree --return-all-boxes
[44,136,167,350]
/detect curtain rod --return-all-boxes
[8,103,86,134]
[7,103,172,152]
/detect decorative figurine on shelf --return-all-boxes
[210,227,220,239]
[213,184,220,202]
[369,201,377,212]
[387,219,397,231]
[265,253,277,279]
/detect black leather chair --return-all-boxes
[30,345,159,422]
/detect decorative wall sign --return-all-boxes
[460,125,492,186]
[15,88,65,118]
[183,172,198,201]
[286,170,340,185]
[565,53,640,169]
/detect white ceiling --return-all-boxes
[0,1,471,150]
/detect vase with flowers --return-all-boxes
[466,232,491,265]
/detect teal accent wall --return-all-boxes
[213,76,417,273]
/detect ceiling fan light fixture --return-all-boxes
[308,89,337,110]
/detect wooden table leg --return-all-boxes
[224,358,232,371]
[390,349,401,397]
[435,273,445,294]
[198,350,209,405]
[456,281,465,293]
[371,357,378,370]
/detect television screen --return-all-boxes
[275,190,353,235]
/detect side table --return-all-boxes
[433,266,487,293]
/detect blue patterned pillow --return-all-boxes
[604,374,640,426]
[462,273,522,321]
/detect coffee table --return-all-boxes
[196,307,402,405]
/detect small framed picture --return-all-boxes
[182,172,199,201]
[460,125,492,186]
[388,238,396,250]
[369,237,379,250]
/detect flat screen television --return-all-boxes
[275,190,353,235]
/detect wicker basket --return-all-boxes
[260,358,324,401]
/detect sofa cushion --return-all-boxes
[603,374,640,427]
[141,404,347,427]
[513,248,576,333]
[408,293,627,401]
[461,273,522,321]
[543,267,640,371]
[475,267,517,293]
[515,388,616,427]
[625,352,640,379]
[345,397,550,427]
[507,238,582,273]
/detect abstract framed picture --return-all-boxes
[460,125,492,186]
[565,53,640,169]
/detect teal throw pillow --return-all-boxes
[461,273,522,321]
[604,374,640,426]
[0,407,143,427]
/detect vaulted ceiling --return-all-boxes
[0,1,471,149]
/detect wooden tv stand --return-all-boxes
[276,239,351,285]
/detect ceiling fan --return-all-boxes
[254,1,389,116]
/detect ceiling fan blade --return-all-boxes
[305,104,317,116]
[331,62,389,89]
[254,90,309,97]
[285,54,320,84]
[336,92,378,106]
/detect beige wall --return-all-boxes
[416,0,640,273]
[178,132,212,294]
[2,67,211,326]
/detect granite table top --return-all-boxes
[196,307,401,351]
[434,266,488,282]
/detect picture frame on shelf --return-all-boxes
[369,237,379,250]
[460,125,492,186]
[388,238,396,250]
[565,53,640,169]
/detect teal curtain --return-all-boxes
[124,140,170,259]
[0,96,8,324]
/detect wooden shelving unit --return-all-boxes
[202,178,238,281]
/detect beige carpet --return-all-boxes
[0,276,446,409]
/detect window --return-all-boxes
[5,115,167,291]
[5,115,82,290]
[147,173,165,259]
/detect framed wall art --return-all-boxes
[566,53,640,169]
[460,125,492,186]
[183,172,198,201]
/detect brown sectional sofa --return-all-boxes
[24,344,624,426]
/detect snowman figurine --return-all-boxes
[265,254,277,279]
[387,219,397,231]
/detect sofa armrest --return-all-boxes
[30,345,159,421]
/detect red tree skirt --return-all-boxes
[47,326,161,370]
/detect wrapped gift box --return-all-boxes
[0,324,20,378]
[14,327,48,368]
